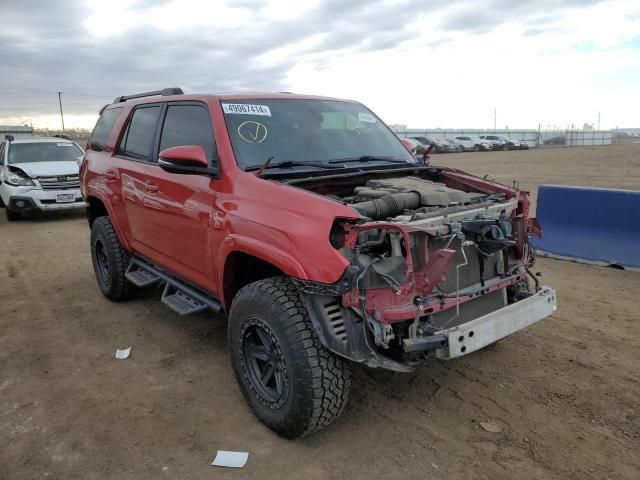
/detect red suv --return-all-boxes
[81,88,556,438]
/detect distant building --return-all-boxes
[1,125,34,140]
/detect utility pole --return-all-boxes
[493,108,496,131]
[597,111,601,130]
[58,91,65,132]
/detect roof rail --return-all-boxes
[113,87,183,103]
[53,134,72,140]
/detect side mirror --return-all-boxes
[158,145,218,176]
[399,138,415,151]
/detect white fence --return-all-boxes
[554,130,614,146]
[393,128,615,148]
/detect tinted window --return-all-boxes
[90,107,122,151]
[119,106,161,161]
[159,104,215,162]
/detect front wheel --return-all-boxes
[474,145,480,152]
[229,277,351,438]
[5,208,22,221]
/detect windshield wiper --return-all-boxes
[328,155,410,165]
[246,157,337,177]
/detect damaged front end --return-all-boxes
[293,168,555,371]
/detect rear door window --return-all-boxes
[118,105,162,161]
[159,104,216,163]
[89,107,122,151]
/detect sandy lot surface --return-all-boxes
[1,143,639,480]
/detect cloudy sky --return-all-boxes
[1,0,639,130]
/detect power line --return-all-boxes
[0,88,112,99]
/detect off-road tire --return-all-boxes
[5,208,22,221]
[228,277,350,438]
[90,216,137,301]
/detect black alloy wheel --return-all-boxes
[241,319,288,406]
[94,239,111,286]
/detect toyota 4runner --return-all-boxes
[81,88,556,438]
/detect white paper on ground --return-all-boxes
[115,347,131,360]
[211,450,249,468]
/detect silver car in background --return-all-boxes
[454,136,493,151]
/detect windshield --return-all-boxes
[222,99,415,170]
[8,142,84,164]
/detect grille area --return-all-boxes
[429,237,499,293]
[430,289,507,329]
[38,175,80,190]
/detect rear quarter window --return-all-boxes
[118,105,162,161]
[89,107,123,151]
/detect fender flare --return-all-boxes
[217,234,308,308]
[85,193,132,251]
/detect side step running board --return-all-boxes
[125,264,161,287]
[161,284,207,315]
[126,257,222,315]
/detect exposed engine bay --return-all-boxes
[344,176,494,220]
[290,168,539,370]
[336,176,519,283]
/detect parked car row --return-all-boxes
[407,134,529,153]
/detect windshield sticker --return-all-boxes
[358,112,377,123]
[223,103,271,116]
[237,121,268,144]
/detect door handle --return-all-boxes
[144,182,158,194]
[104,169,116,181]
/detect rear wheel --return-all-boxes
[5,208,22,221]
[90,216,137,301]
[229,277,350,438]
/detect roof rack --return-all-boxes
[113,87,183,103]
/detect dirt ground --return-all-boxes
[1,143,639,480]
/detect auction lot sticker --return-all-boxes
[222,103,271,116]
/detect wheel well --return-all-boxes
[86,196,108,226]
[223,252,285,309]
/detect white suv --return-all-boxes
[0,136,85,221]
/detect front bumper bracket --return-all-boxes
[434,286,556,359]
